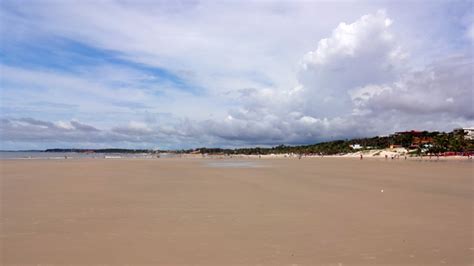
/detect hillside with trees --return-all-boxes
[180,130,474,156]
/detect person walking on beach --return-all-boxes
[360,154,363,160]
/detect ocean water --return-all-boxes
[0,151,169,160]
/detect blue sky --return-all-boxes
[0,0,473,150]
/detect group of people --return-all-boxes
[359,154,408,160]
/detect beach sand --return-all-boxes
[1,158,473,265]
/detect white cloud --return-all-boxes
[178,10,473,145]
[350,54,473,119]
[302,10,401,67]
[113,121,153,135]
[296,10,407,118]
[1,4,473,149]
[467,23,474,42]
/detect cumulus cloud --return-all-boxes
[350,54,473,119]
[0,118,105,142]
[0,117,216,149]
[1,5,473,149]
[112,121,153,136]
[297,10,407,118]
[179,10,473,145]
[467,23,474,41]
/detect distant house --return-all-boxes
[350,144,362,150]
[411,136,433,147]
[454,127,474,140]
[391,130,433,148]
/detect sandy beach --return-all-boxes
[1,158,473,265]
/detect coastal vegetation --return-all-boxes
[41,130,473,156]
[180,130,474,155]
[44,148,156,153]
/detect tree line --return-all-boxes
[177,130,474,155]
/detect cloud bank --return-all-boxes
[0,1,472,149]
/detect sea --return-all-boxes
[0,151,171,160]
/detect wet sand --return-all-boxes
[1,158,473,265]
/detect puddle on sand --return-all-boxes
[204,161,263,168]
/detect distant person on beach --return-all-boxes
[360,154,363,160]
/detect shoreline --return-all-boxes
[1,153,472,162]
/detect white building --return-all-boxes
[350,144,362,149]
[455,127,474,140]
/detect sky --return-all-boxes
[0,0,473,150]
